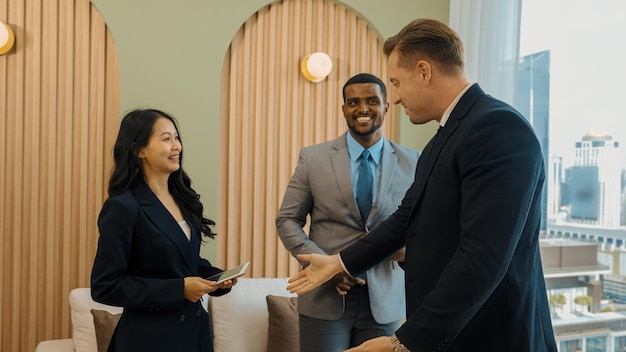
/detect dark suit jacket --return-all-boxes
[341,84,557,351]
[91,181,226,352]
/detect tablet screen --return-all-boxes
[207,262,249,284]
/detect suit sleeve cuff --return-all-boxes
[338,253,353,277]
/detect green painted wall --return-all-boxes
[89,0,449,262]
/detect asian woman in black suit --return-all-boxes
[91,109,234,351]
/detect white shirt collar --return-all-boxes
[346,132,384,165]
[440,83,473,127]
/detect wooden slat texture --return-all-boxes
[23,0,42,349]
[1,0,394,349]
[0,0,120,350]
[217,0,397,278]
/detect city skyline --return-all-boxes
[520,0,626,170]
[519,2,626,349]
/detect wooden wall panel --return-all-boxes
[218,0,397,279]
[0,0,119,350]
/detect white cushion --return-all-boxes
[69,288,122,352]
[209,278,295,352]
[35,338,74,352]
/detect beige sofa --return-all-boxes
[35,278,297,352]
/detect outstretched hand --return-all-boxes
[287,253,344,295]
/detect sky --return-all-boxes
[519,0,626,169]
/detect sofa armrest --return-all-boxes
[35,338,75,352]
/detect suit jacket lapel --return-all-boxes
[373,139,398,216]
[330,134,363,224]
[409,83,484,212]
[187,226,200,272]
[134,182,195,272]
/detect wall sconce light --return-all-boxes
[301,52,333,82]
[0,20,15,55]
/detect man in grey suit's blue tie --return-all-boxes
[276,73,419,352]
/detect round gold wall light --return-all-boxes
[0,21,15,55]
[301,52,333,82]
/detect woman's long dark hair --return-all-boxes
[108,109,216,239]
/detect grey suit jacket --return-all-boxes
[276,133,419,323]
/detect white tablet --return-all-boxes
[207,262,250,284]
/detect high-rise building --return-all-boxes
[622,170,626,226]
[516,50,550,231]
[569,130,622,228]
[548,155,563,223]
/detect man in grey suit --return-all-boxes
[276,73,419,352]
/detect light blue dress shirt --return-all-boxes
[346,133,383,205]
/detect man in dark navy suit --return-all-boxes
[287,18,557,352]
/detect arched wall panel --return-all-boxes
[218,0,397,278]
[0,0,119,350]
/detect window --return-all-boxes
[519,0,626,231]
[520,1,626,350]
